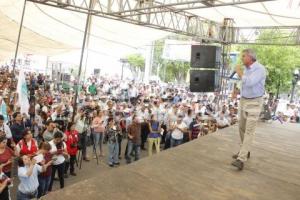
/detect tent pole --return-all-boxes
[72,0,94,123]
[12,0,27,75]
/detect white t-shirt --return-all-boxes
[183,116,194,127]
[49,140,67,165]
[171,122,187,140]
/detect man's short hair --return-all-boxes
[13,112,21,119]
[0,115,4,121]
[242,49,257,61]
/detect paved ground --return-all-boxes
[11,121,300,200]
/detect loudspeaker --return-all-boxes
[189,69,220,92]
[191,45,221,68]
[62,74,71,82]
[94,69,101,75]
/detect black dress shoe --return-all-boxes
[231,160,244,170]
[232,152,250,159]
[109,164,114,167]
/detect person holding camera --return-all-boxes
[65,123,78,176]
[48,131,68,191]
[17,155,52,200]
[74,109,90,161]
[105,117,120,167]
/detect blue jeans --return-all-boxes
[93,132,104,155]
[170,138,183,148]
[108,142,119,165]
[17,190,37,200]
[126,140,140,164]
[38,176,51,198]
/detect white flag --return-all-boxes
[17,69,30,116]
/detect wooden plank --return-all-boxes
[43,122,300,200]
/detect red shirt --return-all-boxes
[0,147,14,173]
[18,139,38,156]
[65,130,79,156]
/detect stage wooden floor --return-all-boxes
[44,122,300,200]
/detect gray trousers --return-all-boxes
[238,97,263,162]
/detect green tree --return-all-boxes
[153,35,191,83]
[126,54,145,77]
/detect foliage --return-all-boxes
[126,54,145,77]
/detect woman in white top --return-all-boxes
[17,155,52,200]
[48,131,68,191]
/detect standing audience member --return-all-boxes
[17,155,51,200]
[75,110,90,161]
[92,110,105,157]
[16,129,38,157]
[105,118,120,167]
[147,115,161,156]
[126,115,141,164]
[170,115,188,148]
[10,112,26,144]
[37,142,53,198]
[65,123,78,176]
[48,131,68,191]
[0,136,15,200]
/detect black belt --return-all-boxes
[242,96,263,100]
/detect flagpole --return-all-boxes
[13,0,27,76]
[71,0,94,123]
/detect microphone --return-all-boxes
[229,71,236,79]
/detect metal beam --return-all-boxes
[29,0,228,43]
[111,0,276,16]
[233,26,300,46]
[27,0,300,46]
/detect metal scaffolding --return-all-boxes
[27,0,299,45]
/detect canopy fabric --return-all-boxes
[0,11,73,60]
[0,0,299,61]
[0,0,168,61]
[188,0,300,27]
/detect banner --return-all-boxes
[0,98,8,122]
[162,39,195,62]
[17,69,30,115]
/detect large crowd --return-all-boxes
[0,66,298,200]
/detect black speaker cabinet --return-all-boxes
[190,69,220,92]
[191,45,221,68]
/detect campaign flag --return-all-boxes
[17,69,30,115]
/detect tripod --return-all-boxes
[76,129,100,169]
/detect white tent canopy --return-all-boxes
[0,0,300,62]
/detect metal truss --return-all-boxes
[233,26,300,46]
[27,0,300,46]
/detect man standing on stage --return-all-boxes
[231,49,266,170]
